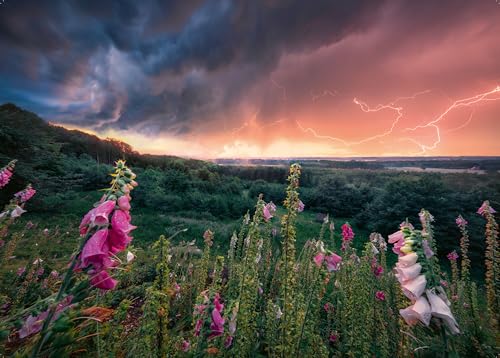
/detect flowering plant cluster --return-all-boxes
[389,215,459,335]
[0,162,498,358]
[0,160,16,188]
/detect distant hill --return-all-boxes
[0,103,208,170]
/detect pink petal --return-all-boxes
[80,229,110,268]
[117,195,131,211]
[401,275,427,301]
[91,200,116,226]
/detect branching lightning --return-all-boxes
[404,86,500,153]
[297,86,500,155]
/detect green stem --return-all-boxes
[30,233,89,357]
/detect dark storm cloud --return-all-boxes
[4,0,478,135]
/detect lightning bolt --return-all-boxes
[297,89,431,147]
[404,86,500,153]
[310,89,338,102]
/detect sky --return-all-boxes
[1,0,500,158]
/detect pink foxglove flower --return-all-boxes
[455,215,468,227]
[80,229,112,270]
[10,206,26,218]
[117,195,131,211]
[18,295,73,338]
[397,252,418,267]
[477,200,496,216]
[426,289,460,334]
[422,239,434,258]
[263,201,277,222]
[0,161,14,188]
[324,253,342,272]
[447,251,459,261]
[399,296,432,326]
[91,200,116,226]
[14,185,36,203]
[395,262,422,283]
[401,275,427,301]
[313,253,325,267]
[341,223,354,251]
[297,200,305,212]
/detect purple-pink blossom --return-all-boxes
[341,223,354,251]
[447,251,459,261]
[455,215,468,227]
[324,253,342,272]
[477,201,496,216]
[297,200,305,212]
[263,201,277,222]
[14,185,36,203]
[422,239,434,258]
[0,165,13,188]
[375,291,386,301]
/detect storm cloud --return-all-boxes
[1,0,500,157]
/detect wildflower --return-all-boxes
[50,270,59,279]
[14,185,36,203]
[375,291,386,301]
[401,275,427,301]
[324,253,342,272]
[426,289,460,334]
[10,206,26,218]
[117,195,131,211]
[42,228,49,236]
[209,308,225,338]
[395,262,422,283]
[447,251,459,261]
[126,251,135,263]
[313,252,325,267]
[18,295,73,338]
[263,201,277,222]
[297,200,305,212]
[399,296,432,326]
[389,230,406,256]
[25,221,34,229]
[329,333,338,343]
[341,223,354,251]
[372,264,384,278]
[0,160,15,188]
[181,340,190,352]
[455,215,468,227]
[477,200,496,216]
[422,239,434,258]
